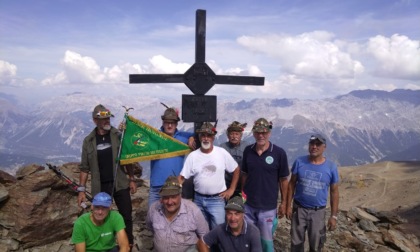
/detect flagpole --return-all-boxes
[111,106,133,198]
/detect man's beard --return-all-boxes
[201,141,212,150]
[103,125,111,131]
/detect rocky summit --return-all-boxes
[0,162,419,252]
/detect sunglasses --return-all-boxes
[309,141,324,146]
[96,111,112,117]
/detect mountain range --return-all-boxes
[0,89,419,176]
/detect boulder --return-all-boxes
[0,163,419,252]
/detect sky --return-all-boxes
[1,0,419,104]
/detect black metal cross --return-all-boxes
[129,9,264,123]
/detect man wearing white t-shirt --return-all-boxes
[179,122,240,230]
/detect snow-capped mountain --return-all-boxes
[0,89,419,175]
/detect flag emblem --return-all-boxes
[119,115,191,165]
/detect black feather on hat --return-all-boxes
[160,103,180,121]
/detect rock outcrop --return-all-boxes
[0,163,419,252]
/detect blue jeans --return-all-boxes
[148,186,162,209]
[194,193,225,230]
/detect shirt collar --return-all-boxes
[250,141,273,153]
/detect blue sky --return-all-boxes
[1,0,419,103]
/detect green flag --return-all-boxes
[119,115,191,165]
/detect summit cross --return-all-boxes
[129,9,264,123]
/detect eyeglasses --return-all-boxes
[163,121,177,126]
[96,111,112,117]
[254,131,269,135]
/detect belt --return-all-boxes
[195,191,220,198]
[294,200,326,211]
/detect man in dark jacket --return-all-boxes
[77,104,137,248]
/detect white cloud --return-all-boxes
[248,65,264,76]
[367,34,420,80]
[222,65,264,77]
[62,50,105,83]
[103,63,149,83]
[242,74,302,97]
[237,31,364,79]
[0,60,17,85]
[149,55,190,73]
[42,51,158,86]
[41,72,67,86]
[404,83,420,90]
[42,51,104,85]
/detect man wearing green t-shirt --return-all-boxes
[72,192,130,252]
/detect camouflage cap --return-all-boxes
[92,104,114,119]
[159,176,182,197]
[161,107,180,122]
[252,118,272,133]
[227,121,247,133]
[196,122,217,135]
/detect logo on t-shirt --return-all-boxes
[265,156,274,164]
[302,170,323,196]
[100,232,112,237]
[97,143,111,151]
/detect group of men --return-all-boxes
[71,104,340,252]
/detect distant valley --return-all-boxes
[0,89,419,176]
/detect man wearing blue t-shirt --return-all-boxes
[286,134,340,252]
[148,106,195,208]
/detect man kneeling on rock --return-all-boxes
[146,176,209,252]
[197,196,262,252]
[71,192,130,252]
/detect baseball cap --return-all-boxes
[92,192,112,207]
[225,196,245,213]
[309,134,326,144]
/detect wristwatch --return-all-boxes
[77,186,86,192]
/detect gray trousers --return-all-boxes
[290,203,327,252]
